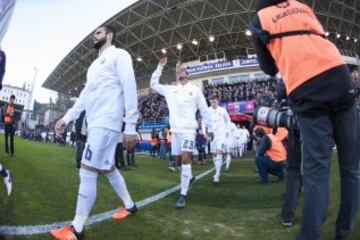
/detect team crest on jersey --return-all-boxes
[189,91,193,96]
[174,90,178,94]
[100,58,106,64]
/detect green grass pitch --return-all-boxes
[0,137,359,239]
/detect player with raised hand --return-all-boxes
[150,57,213,209]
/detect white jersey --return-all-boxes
[208,106,230,136]
[62,46,139,134]
[241,128,250,144]
[226,122,237,148]
[232,128,243,148]
[150,66,212,134]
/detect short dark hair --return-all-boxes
[10,95,15,99]
[179,68,189,76]
[103,24,116,45]
[254,127,265,138]
[209,93,219,100]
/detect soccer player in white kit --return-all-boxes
[208,94,231,183]
[241,125,250,152]
[51,25,138,240]
[150,57,213,209]
[225,122,237,172]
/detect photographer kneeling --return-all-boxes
[254,127,287,185]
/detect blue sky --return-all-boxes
[2,0,137,103]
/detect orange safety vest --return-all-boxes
[4,104,14,124]
[274,127,288,141]
[150,138,158,145]
[258,0,345,94]
[266,133,287,162]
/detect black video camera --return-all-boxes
[253,106,297,130]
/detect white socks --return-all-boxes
[72,168,135,233]
[214,154,223,178]
[72,169,98,233]
[225,154,231,169]
[105,169,134,209]
[180,164,192,196]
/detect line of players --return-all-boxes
[204,98,249,183]
[50,26,250,239]
[151,57,250,208]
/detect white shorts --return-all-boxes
[82,128,119,170]
[225,137,235,152]
[171,133,196,156]
[211,134,226,153]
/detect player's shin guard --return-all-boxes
[105,169,134,209]
[180,164,192,196]
[72,169,98,233]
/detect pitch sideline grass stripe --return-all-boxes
[0,167,215,236]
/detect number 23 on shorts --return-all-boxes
[182,139,194,151]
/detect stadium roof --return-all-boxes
[43,0,360,96]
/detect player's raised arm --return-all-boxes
[150,57,169,96]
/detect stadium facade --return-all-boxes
[43,0,360,98]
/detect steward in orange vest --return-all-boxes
[250,1,359,239]
[3,95,16,156]
[254,127,286,185]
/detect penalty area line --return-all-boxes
[0,167,215,236]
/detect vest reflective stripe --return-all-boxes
[258,0,345,94]
[266,134,286,162]
[4,105,14,123]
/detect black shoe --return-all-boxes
[71,225,84,240]
[175,195,186,209]
[127,204,138,214]
[280,216,293,227]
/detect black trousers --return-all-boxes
[115,143,125,167]
[4,124,14,155]
[126,149,135,167]
[296,105,360,240]
[281,128,302,222]
[75,140,85,169]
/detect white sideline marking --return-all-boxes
[0,167,215,236]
